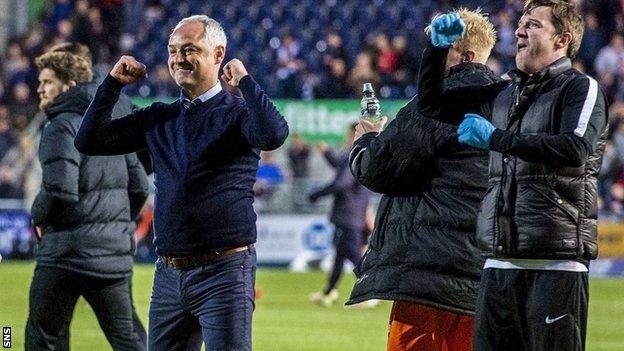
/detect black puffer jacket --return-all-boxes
[479,58,608,261]
[347,44,508,315]
[31,85,149,278]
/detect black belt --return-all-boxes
[159,244,252,269]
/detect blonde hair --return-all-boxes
[35,51,93,84]
[171,15,227,49]
[523,0,584,58]
[426,8,497,63]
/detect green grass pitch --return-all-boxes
[1,261,623,350]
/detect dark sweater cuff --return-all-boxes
[489,128,508,153]
[102,74,126,93]
[238,75,255,92]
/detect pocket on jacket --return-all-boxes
[515,182,579,252]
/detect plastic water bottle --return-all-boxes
[360,83,381,123]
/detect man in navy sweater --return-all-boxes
[75,15,289,351]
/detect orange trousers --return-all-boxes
[387,301,474,351]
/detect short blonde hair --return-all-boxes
[426,8,497,63]
[35,51,93,84]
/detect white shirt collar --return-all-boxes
[181,81,223,105]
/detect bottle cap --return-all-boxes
[362,83,373,93]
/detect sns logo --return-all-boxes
[2,326,10,348]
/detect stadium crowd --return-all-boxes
[0,0,623,218]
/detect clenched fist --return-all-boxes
[110,56,148,85]
[221,59,249,87]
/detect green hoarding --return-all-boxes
[132,98,408,145]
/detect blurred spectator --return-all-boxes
[308,122,372,307]
[323,30,349,66]
[276,34,305,98]
[347,51,381,97]
[287,133,311,179]
[0,135,35,200]
[300,69,319,101]
[0,106,17,161]
[72,0,98,60]
[6,54,35,93]
[594,32,624,98]
[255,151,285,199]
[391,35,417,87]
[97,0,126,58]
[4,42,27,81]
[8,83,37,124]
[374,33,398,77]
[492,10,517,72]
[51,19,74,46]
[578,12,606,76]
[317,58,351,98]
[49,0,74,30]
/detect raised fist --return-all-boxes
[221,59,249,87]
[430,12,466,48]
[110,56,148,85]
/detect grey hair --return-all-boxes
[171,15,227,48]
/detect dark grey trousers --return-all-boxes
[25,265,145,351]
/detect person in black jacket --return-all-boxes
[26,51,149,350]
[457,1,608,350]
[348,9,507,351]
[74,15,288,351]
[308,123,372,307]
[46,41,148,351]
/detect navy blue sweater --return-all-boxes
[76,75,289,255]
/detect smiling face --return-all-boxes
[515,6,569,74]
[168,21,224,99]
[37,68,73,111]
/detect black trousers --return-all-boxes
[53,280,147,351]
[324,226,363,294]
[474,267,588,351]
[25,266,145,351]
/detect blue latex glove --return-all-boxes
[430,12,466,48]
[458,113,496,149]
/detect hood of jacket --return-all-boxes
[45,84,92,120]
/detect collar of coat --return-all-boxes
[507,57,572,86]
[442,62,510,102]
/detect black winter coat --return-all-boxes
[31,85,149,278]
[347,44,508,315]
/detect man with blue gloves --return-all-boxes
[457,1,607,350]
[347,9,507,351]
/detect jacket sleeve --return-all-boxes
[31,117,81,226]
[238,75,289,150]
[310,162,354,199]
[125,153,149,220]
[489,76,608,167]
[75,75,152,156]
[350,111,459,195]
[322,148,343,169]
[415,43,449,118]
